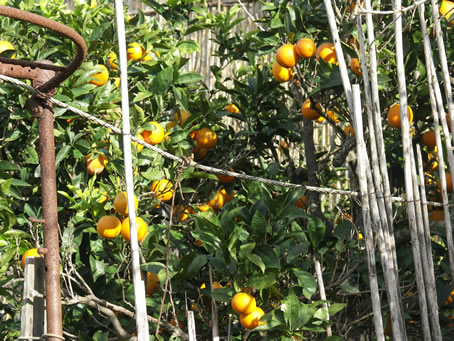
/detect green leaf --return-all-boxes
[0,161,20,171]
[177,40,200,54]
[284,289,312,330]
[308,216,326,249]
[247,253,266,273]
[322,336,344,341]
[187,254,207,274]
[328,303,347,316]
[251,210,266,234]
[256,245,280,269]
[151,67,173,95]
[247,272,276,289]
[173,86,189,113]
[207,287,235,302]
[293,269,317,299]
[55,145,71,168]
[175,72,203,85]
[0,179,12,196]
[314,307,328,320]
[239,242,256,258]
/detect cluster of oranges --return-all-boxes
[231,292,265,330]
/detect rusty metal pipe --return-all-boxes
[30,62,62,341]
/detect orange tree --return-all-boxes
[1,0,454,340]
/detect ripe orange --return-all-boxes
[350,58,362,76]
[437,173,453,193]
[440,0,454,24]
[141,50,160,62]
[208,188,233,211]
[349,37,360,49]
[113,192,138,216]
[240,307,265,329]
[178,206,194,222]
[97,215,122,239]
[296,195,308,209]
[198,204,213,212]
[146,272,160,295]
[422,130,437,149]
[344,125,355,137]
[127,42,145,61]
[193,146,208,160]
[295,38,316,59]
[121,217,148,242]
[327,109,340,123]
[0,40,16,58]
[89,64,109,86]
[231,292,256,315]
[151,179,174,201]
[22,248,41,269]
[276,43,299,68]
[272,62,293,83]
[132,133,145,152]
[218,168,235,184]
[196,127,218,149]
[141,122,165,145]
[174,109,192,127]
[225,104,240,114]
[316,42,338,65]
[86,153,108,175]
[301,99,322,120]
[106,52,118,70]
[387,103,413,128]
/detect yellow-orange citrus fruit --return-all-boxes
[440,1,454,24]
[208,188,233,210]
[316,42,338,65]
[349,36,360,49]
[218,168,235,184]
[422,130,437,149]
[22,248,40,269]
[106,51,118,70]
[0,40,16,58]
[146,272,160,295]
[272,62,293,83]
[86,153,108,175]
[225,104,240,114]
[141,122,165,145]
[178,206,195,222]
[193,146,208,161]
[301,99,322,120]
[196,127,218,149]
[344,125,355,137]
[437,173,453,193]
[127,42,145,61]
[194,239,203,247]
[425,152,439,171]
[121,217,148,242]
[295,38,316,59]
[276,43,299,68]
[198,204,213,212]
[231,292,256,315]
[327,109,340,123]
[113,192,138,216]
[89,64,109,86]
[189,129,198,139]
[166,121,177,131]
[141,50,160,62]
[97,215,122,239]
[174,109,192,127]
[350,58,362,76]
[387,103,413,128]
[151,179,174,201]
[296,195,308,209]
[113,77,120,88]
[132,133,145,152]
[240,307,265,329]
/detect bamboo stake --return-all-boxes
[114,0,149,339]
[209,265,220,341]
[351,84,385,341]
[393,1,430,340]
[313,256,332,337]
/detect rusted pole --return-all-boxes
[29,61,62,341]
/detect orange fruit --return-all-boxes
[301,99,322,120]
[193,146,208,160]
[86,153,108,175]
[437,173,453,193]
[113,192,139,216]
[97,215,122,239]
[127,42,145,61]
[225,104,240,114]
[22,248,41,269]
[344,125,355,137]
[231,292,256,315]
[272,62,293,83]
[240,307,265,329]
[141,50,160,62]
[198,204,213,212]
[0,40,16,58]
[316,42,338,65]
[208,188,233,210]
[174,109,192,127]
[387,103,413,128]
[106,51,118,70]
[327,109,340,123]
[422,130,437,149]
[295,38,316,59]
[89,64,109,86]
[121,217,148,242]
[151,179,174,201]
[132,133,145,152]
[349,37,360,49]
[276,43,299,68]
[170,318,184,329]
[296,195,308,209]
[146,272,160,295]
[431,209,444,221]
[196,127,218,149]
[218,168,235,184]
[350,58,362,76]
[141,122,165,145]
[178,206,195,222]
[194,239,203,247]
[440,0,454,24]
[189,130,198,139]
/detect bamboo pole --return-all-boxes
[209,265,220,341]
[351,84,385,341]
[313,256,332,337]
[393,1,430,339]
[114,0,149,339]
